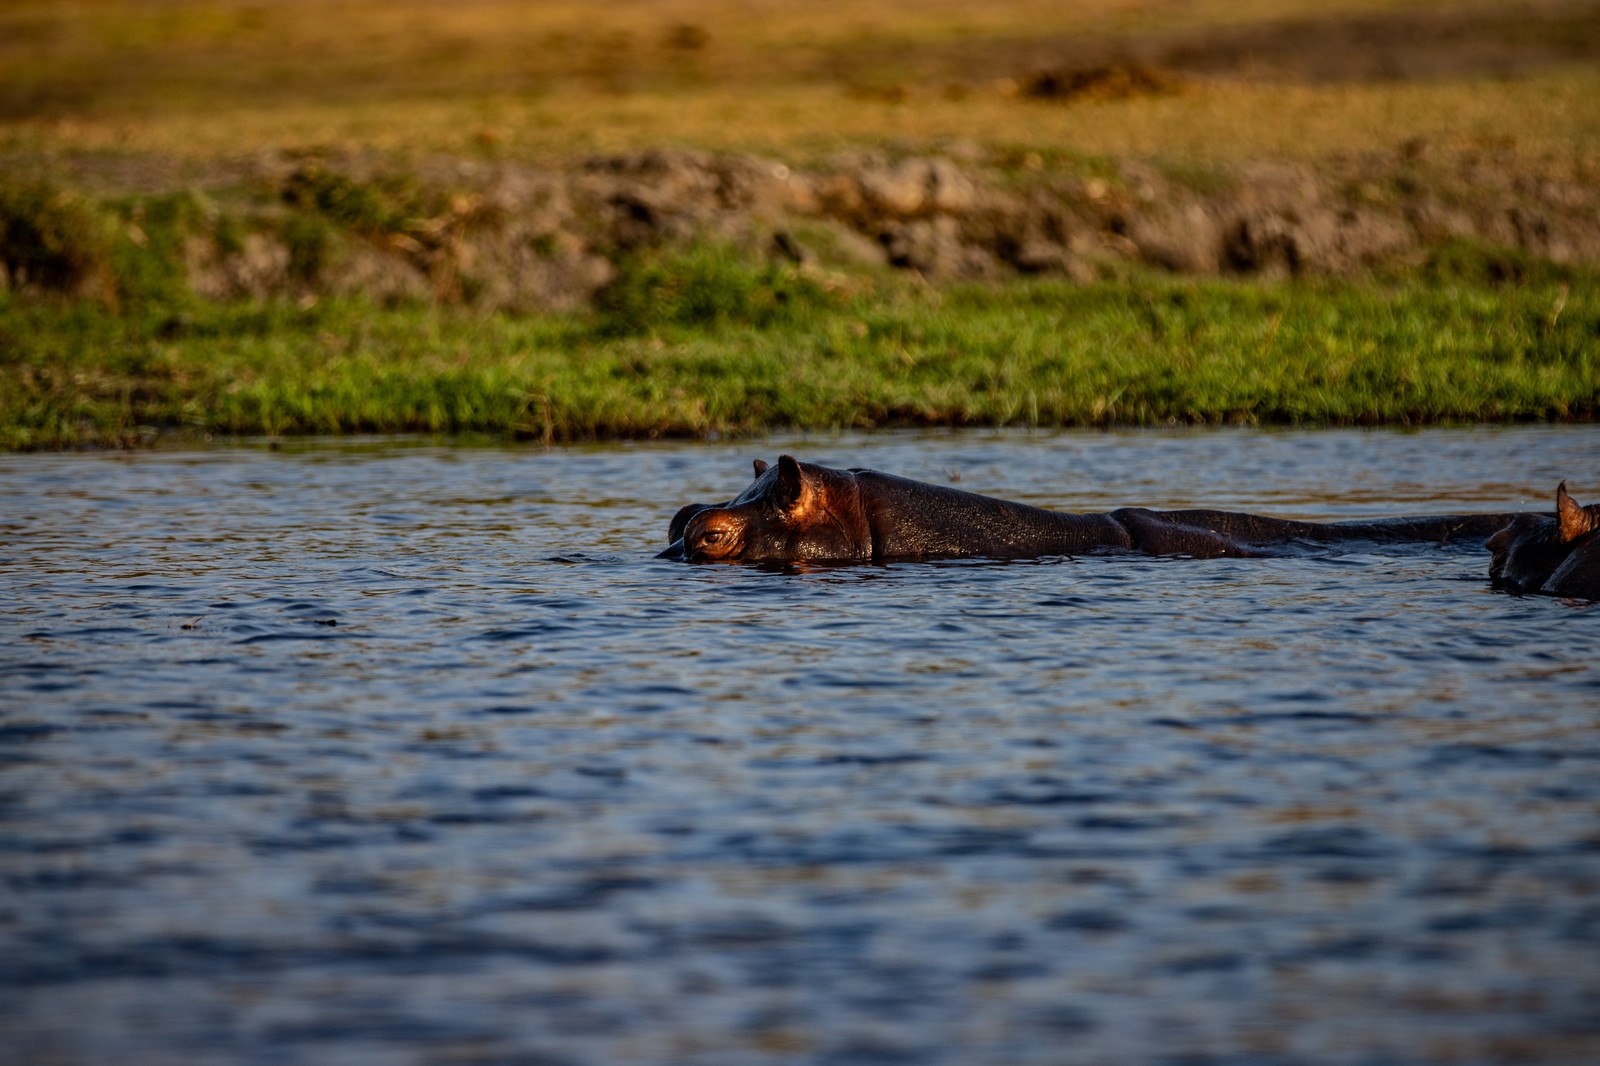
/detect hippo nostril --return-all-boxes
[669,503,714,546]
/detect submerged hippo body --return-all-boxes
[658,455,1520,565]
[1487,482,1600,599]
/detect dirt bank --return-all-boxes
[6,142,1599,309]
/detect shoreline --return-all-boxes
[4,271,1595,451]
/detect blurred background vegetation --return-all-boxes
[2,0,1597,447]
[4,0,1597,162]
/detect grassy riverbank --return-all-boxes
[4,258,1594,450]
[4,1,1599,449]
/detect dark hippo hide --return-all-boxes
[1487,482,1600,600]
[659,455,1524,568]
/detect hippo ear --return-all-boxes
[774,454,805,506]
[752,459,769,477]
[1556,481,1597,542]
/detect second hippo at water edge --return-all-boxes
[1488,482,1600,599]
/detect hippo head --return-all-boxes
[658,455,872,564]
[1486,481,1600,593]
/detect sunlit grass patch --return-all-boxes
[4,268,1595,450]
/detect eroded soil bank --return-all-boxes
[7,141,1597,314]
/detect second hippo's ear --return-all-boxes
[753,459,769,477]
[775,454,804,506]
[1556,481,1598,542]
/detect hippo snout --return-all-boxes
[657,505,746,562]
[659,502,715,561]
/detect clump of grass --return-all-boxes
[0,181,212,314]
[276,163,408,288]
[592,242,839,337]
[279,213,333,287]
[0,180,112,297]
[108,192,206,313]
[1416,238,1576,289]
[280,161,437,236]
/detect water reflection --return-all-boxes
[2,427,1599,1064]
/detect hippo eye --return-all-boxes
[701,530,724,544]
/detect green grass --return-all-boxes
[4,260,1594,450]
[5,4,1594,452]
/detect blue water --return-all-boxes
[3,427,1599,1065]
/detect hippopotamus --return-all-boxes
[1486,482,1600,599]
[658,455,1522,565]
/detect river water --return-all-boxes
[3,427,1598,1066]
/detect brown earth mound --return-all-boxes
[8,143,1599,307]
[1021,64,1184,102]
[176,143,1600,309]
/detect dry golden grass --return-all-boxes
[2,0,1457,101]
[5,0,1596,172]
[7,69,1597,172]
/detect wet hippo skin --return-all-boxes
[659,455,1525,567]
[1487,482,1600,599]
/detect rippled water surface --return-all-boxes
[4,428,1600,1066]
